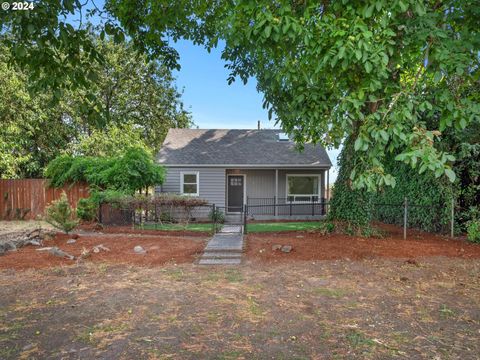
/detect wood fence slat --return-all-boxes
[0,179,89,220]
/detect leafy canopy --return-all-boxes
[109,1,480,190]
[44,147,165,194]
[3,1,479,190]
[0,38,190,178]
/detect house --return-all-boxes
[157,129,332,220]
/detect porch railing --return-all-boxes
[246,197,328,216]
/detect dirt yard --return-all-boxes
[1,222,480,358]
[0,258,479,359]
[246,223,480,262]
[0,221,53,235]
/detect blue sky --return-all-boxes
[173,40,273,129]
[173,40,340,182]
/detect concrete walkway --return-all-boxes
[198,225,244,265]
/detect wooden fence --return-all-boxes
[0,179,89,220]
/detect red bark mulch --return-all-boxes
[0,232,207,270]
[246,223,480,263]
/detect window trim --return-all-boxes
[286,174,321,203]
[180,171,200,196]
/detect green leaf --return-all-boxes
[414,3,426,16]
[398,0,408,12]
[354,137,363,151]
[433,71,443,83]
[364,61,372,73]
[355,49,362,61]
[364,5,374,18]
[445,168,456,182]
[379,130,388,142]
[264,26,272,38]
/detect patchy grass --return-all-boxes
[225,269,244,283]
[247,221,326,233]
[439,304,456,319]
[135,223,213,232]
[313,287,349,298]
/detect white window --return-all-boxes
[181,172,199,196]
[286,174,320,202]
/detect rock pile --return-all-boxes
[0,228,55,255]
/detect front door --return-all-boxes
[227,175,244,213]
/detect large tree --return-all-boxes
[3,1,478,189]
[62,39,191,151]
[0,38,191,178]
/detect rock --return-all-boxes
[272,244,282,251]
[93,244,110,253]
[22,343,35,351]
[134,245,146,254]
[281,245,293,253]
[405,259,419,266]
[36,247,53,251]
[0,241,16,255]
[70,234,80,239]
[47,247,75,260]
[66,239,76,244]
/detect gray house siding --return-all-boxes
[160,167,226,207]
[158,167,327,219]
[226,169,276,199]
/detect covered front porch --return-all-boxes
[225,168,330,220]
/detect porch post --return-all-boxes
[326,169,330,215]
[274,169,278,217]
[326,169,330,201]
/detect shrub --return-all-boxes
[45,192,79,233]
[466,220,480,243]
[317,221,335,235]
[209,208,225,224]
[45,147,165,194]
[328,136,373,228]
[159,211,175,223]
[77,198,98,222]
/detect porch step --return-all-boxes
[219,225,243,233]
[202,251,242,259]
[198,258,242,265]
[224,214,243,225]
[199,232,244,266]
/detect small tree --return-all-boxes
[45,192,79,233]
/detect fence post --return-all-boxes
[311,197,315,216]
[403,197,408,240]
[289,198,292,216]
[98,202,103,225]
[274,195,277,217]
[243,204,248,234]
[212,204,216,235]
[451,197,455,238]
[154,204,158,230]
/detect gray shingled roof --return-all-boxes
[157,129,332,167]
